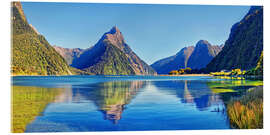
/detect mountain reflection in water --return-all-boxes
[153,80,225,111]
[11,76,262,132]
[50,80,226,123]
[91,81,144,124]
[50,81,145,124]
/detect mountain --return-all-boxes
[71,26,157,75]
[53,46,84,65]
[255,51,263,75]
[151,40,223,74]
[151,46,194,74]
[187,40,223,70]
[11,2,73,75]
[205,6,263,72]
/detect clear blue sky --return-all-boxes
[21,2,250,65]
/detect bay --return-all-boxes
[11,75,262,132]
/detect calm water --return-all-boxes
[11,75,262,132]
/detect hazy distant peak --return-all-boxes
[53,45,84,65]
[176,46,194,55]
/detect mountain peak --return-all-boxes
[186,39,223,69]
[100,26,125,50]
[72,26,156,75]
[108,26,121,34]
[12,2,72,75]
[12,2,26,21]
[196,40,210,46]
[248,6,263,15]
[12,2,22,10]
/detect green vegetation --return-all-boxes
[11,2,73,75]
[169,67,193,75]
[245,51,263,76]
[11,86,63,133]
[227,86,263,129]
[210,69,246,76]
[206,7,263,72]
[207,78,263,129]
[207,79,262,94]
[69,67,93,75]
[210,51,263,77]
[84,42,136,75]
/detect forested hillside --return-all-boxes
[11,2,73,75]
[205,6,263,72]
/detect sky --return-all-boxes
[21,2,250,65]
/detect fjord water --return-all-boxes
[12,76,262,132]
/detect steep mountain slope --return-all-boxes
[205,6,263,72]
[255,51,263,75]
[151,40,223,74]
[11,2,72,75]
[53,46,84,65]
[71,27,157,75]
[151,46,194,74]
[187,40,223,69]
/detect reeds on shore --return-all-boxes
[227,86,263,129]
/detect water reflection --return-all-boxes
[12,76,263,132]
[153,80,224,111]
[12,86,64,133]
[183,80,194,103]
[206,79,263,104]
[90,81,144,124]
[50,81,145,124]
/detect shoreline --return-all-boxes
[159,74,212,77]
[11,74,213,77]
[11,74,263,78]
[10,74,213,77]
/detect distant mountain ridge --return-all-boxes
[151,46,194,74]
[187,40,223,70]
[11,2,73,75]
[71,26,157,75]
[53,46,84,65]
[205,6,263,72]
[151,40,223,74]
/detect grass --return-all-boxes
[227,86,263,129]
